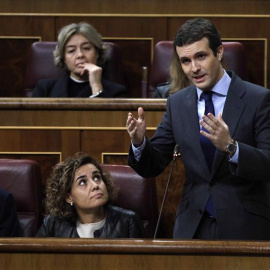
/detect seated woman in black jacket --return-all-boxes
[36,153,145,238]
[32,22,127,98]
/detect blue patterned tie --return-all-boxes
[200,91,216,217]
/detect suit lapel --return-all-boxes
[212,72,246,175]
[222,75,246,136]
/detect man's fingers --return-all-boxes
[126,112,135,125]
[138,107,145,120]
[201,115,215,128]
[200,129,211,138]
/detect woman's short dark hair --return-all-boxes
[45,152,118,222]
[54,22,107,70]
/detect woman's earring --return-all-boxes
[70,202,73,206]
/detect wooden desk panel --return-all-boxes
[0,98,185,238]
[0,98,165,127]
[1,238,270,270]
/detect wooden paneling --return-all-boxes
[103,39,153,98]
[154,159,186,238]
[81,130,132,161]
[4,252,270,270]
[0,16,55,97]
[2,0,270,14]
[19,130,62,152]
[0,16,55,40]
[61,130,81,158]
[0,38,38,97]
[55,17,167,40]
[240,40,265,87]
[1,238,270,270]
[0,98,165,126]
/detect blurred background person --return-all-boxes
[155,56,190,98]
[32,22,127,98]
[0,187,22,237]
[36,153,145,238]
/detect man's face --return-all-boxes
[176,37,224,91]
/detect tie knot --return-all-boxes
[200,91,213,101]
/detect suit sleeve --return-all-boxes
[128,97,176,178]
[0,192,23,237]
[236,89,270,181]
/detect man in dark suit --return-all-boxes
[0,188,22,237]
[126,18,270,240]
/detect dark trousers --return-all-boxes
[194,212,218,240]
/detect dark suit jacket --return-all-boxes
[35,205,145,238]
[32,73,128,97]
[0,188,22,237]
[129,71,270,240]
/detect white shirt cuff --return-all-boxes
[131,137,146,161]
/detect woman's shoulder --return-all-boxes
[37,77,61,87]
[32,78,59,97]
[105,205,143,230]
[42,214,61,224]
[104,205,145,238]
[42,214,74,227]
[36,214,76,237]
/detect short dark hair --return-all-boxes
[45,152,118,222]
[174,18,222,56]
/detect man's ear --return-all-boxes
[217,45,224,61]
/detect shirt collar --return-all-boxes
[70,76,88,83]
[197,69,231,99]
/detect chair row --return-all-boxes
[24,41,248,98]
[0,159,158,238]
